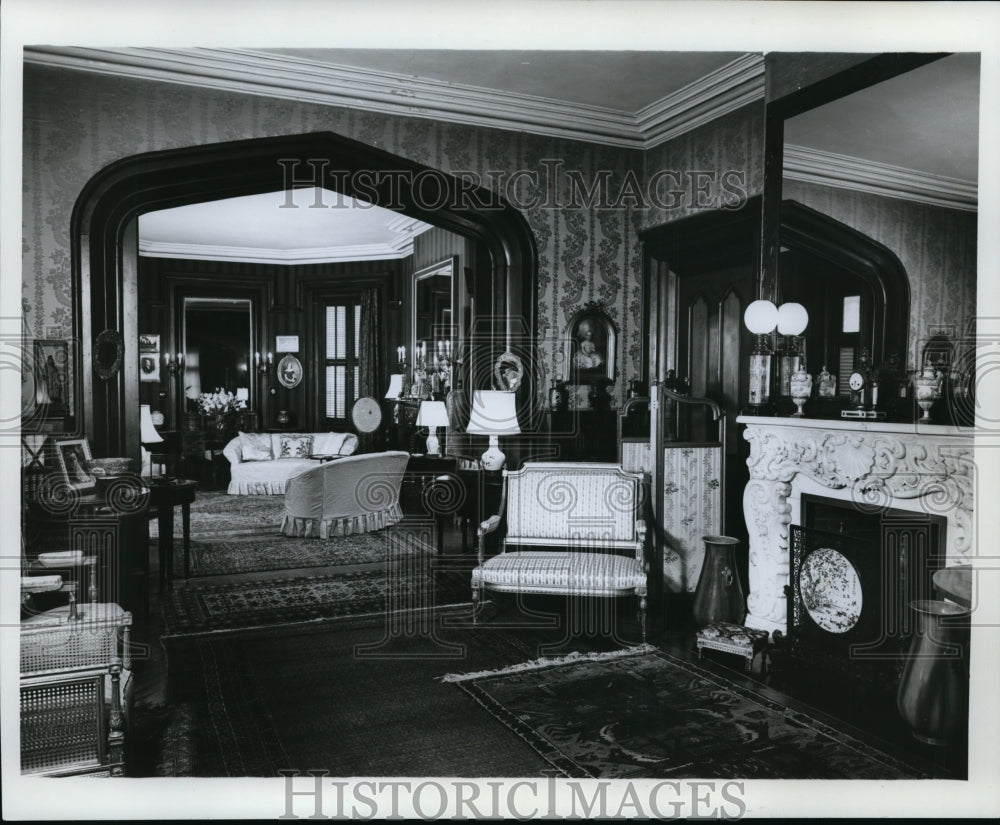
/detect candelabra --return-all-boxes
[163,352,185,377]
[255,351,273,374]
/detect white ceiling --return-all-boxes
[121,49,981,261]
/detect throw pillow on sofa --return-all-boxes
[238,431,274,461]
[311,432,355,456]
[279,434,314,459]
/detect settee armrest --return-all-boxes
[221,437,243,466]
[477,515,502,566]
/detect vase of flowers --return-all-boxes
[196,388,247,440]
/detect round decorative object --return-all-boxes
[150,410,165,427]
[351,396,383,433]
[798,547,862,634]
[493,351,524,392]
[93,329,125,380]
[848,371,865,392]
[276,354,303,389]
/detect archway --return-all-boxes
[72,131,538,458]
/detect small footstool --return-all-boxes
[696,622,769,673]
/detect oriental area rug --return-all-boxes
[151,491,428,576]
[444,648,927,780]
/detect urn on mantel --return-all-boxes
[789,366,813,417]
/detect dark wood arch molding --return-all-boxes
[779,199,910,367]
[72,131,538,458]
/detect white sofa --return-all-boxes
[222,431,359,495]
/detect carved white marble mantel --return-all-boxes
[737,416,974,634]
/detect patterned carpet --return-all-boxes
[152,490,425,576]
[162,546,458,636]
[446,648,927,779]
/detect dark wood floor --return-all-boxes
[127,506,968,780]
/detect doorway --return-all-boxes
[72,131,538,460]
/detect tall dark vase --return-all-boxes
[692,535,746,627]
[896,599,969,746]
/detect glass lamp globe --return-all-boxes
[743,300,778,335]
[777,302,809,336]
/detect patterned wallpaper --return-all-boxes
[782,179,978,371]
[21,64,650,407]
[22,64,972,410]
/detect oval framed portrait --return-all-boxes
[277,354,303,389]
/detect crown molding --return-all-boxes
[24,46,764,150]
[784,144,977,212]
[138,239,414,265]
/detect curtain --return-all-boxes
[357,287,382,453]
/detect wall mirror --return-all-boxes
[412,258,455,396]
[182,297,254,407]
[766,53,979,388]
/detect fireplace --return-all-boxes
[777,498,948,694]
[737,417,974,636]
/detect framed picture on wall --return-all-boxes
[566,303,616,383]
[275,335,299,353]
[32,339,70,415]
[54,438,96,493]
[140,332,160,382]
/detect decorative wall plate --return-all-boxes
[351,396,383,433]
[276,354,303,389]
[799,547,863,634]
[93,329,124,380]
[494,351,524,392]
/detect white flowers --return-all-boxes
[197,388,246,416]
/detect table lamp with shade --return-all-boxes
[415,400,450,456]
[385,374,404,424]
[139,403,163,477]
[743,299,778,412]
[466,390,520,471]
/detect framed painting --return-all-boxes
[32,339,70,415]
[53,438,96,493]
[277,354,303,389]
[566,303,616,383]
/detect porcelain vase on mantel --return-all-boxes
[914,365,943,421]
[692,535,746,627]
[789,366,813,417]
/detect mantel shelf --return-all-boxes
[736,415,973,439]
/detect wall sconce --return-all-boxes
[744,299,778,411]
[776,302,809,397]
[163,352,185,377]
[466,390,520,471]
[255,351,273,374]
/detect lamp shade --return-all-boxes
[139,404,163,444]
[235,387,249,403]
[385,374,404,399]
[466,391,520,435]
[416,400,450,428]
[777,302,809,336]
[743,299,779,335]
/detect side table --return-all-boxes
[148,479,198,588]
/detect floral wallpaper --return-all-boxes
[22,64,650,408]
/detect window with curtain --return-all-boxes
[324,302,362,423]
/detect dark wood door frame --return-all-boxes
[72,131,538,459]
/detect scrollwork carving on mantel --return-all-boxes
[740,420,974,634]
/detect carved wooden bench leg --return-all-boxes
[471,584,479,625]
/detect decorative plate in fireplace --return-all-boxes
[799,547,863,634]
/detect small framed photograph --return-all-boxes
[139,333,160,353]
[54,438,96,493]
[275,335,299,353]
[140,353,160,382]
[566,303,616,383]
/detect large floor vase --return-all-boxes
[692,535,746,627]
[896,599,969,746]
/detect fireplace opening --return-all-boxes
[777,495,947,701]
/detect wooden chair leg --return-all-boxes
[471,585,479,624]
[638,593,647,644]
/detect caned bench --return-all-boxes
[471,462,649,642]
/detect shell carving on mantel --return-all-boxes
[828,438,876,482]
